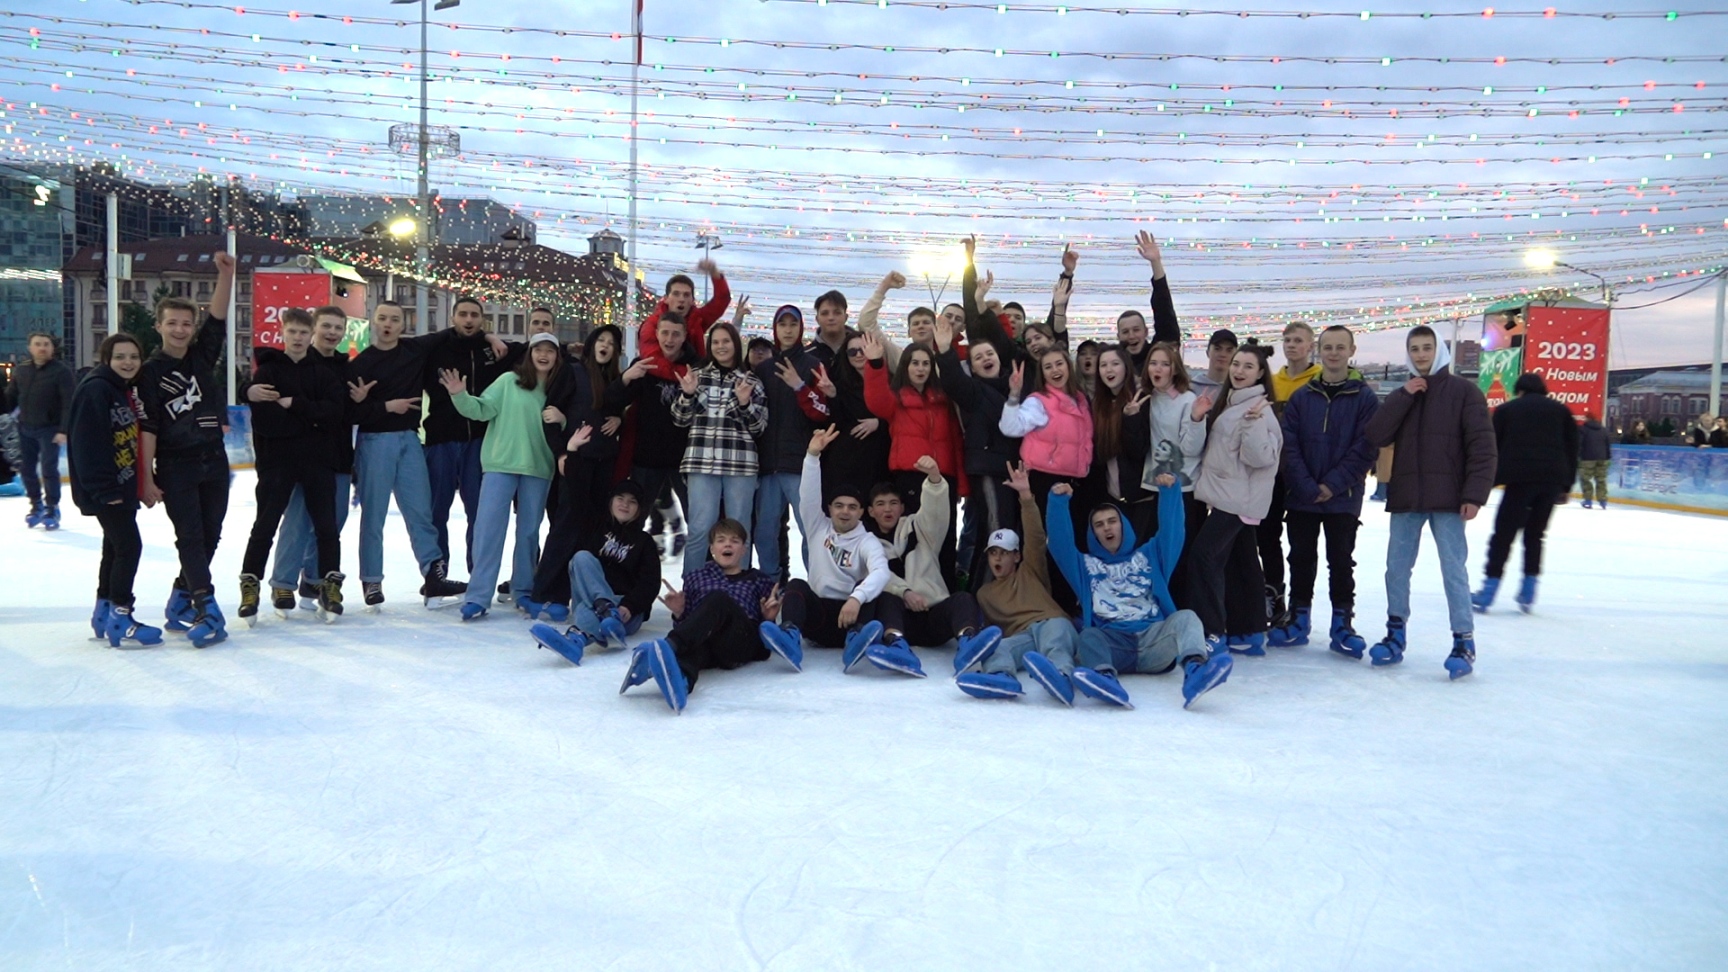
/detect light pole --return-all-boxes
[390,0,459,333]
[1525,248,1611,304]
[694,232,722,301]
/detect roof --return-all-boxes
[62,233,309,275]
[1616,370,1728,393]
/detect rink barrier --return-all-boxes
[46,405,258,483]
[1593,444,1728,517]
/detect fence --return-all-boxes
[1606,445,1728,516]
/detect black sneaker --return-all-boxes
[363,582,384,607]
[317,571,345,622]
[238,574,261,625]
[271,587,296,613]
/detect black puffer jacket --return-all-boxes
[1491,391,1580,490]
[66,365,140,514]
[753,341,831,476]
[423,329,511,445]
[938,346,1019,479]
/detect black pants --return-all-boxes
[156,449,230,596]
[1189,508,1268,638]
[1026,468,1083,613]
[531,455,612,603]
[960,474,1018,591]
[1161,490,1208,612]
[872,591,980,647]
[94,504,143,608]
[632,463,687,541]
[1254,474,1288,596]
[1285,511,1360,609]
[243,457,339,580]
[781,579,878,648]
[893,470,960,590]
[667,593,769,691]
[1485,483,1560,579]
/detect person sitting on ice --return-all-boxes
[623,518,799,714]
[529,477,661,664]
[759,425,903,674]
[1045,478,1234,711]
[864,455,1001,678]
[954,461,1083,705]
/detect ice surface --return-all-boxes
[2,475,1725,970]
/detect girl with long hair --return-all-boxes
[671,321,769,576]
[822,330,892,501]
[999,346,1094,517]
[1139,341,1209,606]
[1083,345,1155,539]
[862,330,968,585]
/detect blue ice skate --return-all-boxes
[1445,634,1476,680]
[105,606,164,649]
[1516,576,1538,614]
[865,637,927,677]
[1369,617,1406,666]
[459,601,488,622]
[24,501,44,528]
[956,672,1024,700]
[532,623,590,665]
[1328,608,1368,659]
[646,639,688,714]
[1072,668,1134,709]
[1227,631,1267,656]
[187,596,227,649]
[757,621,804,672]
[1022,651,1075,706]
[952,625,1003,675]
[542,602,569,623]
[841,620,885,673]
[598,613,630,648]
[164,587,196,633]
[619,644,653,694]
[1471,576,1500,614]
[1181,651,1233,710]
[1267,605,1311,647]
[41,506,59,531]
[90,598,112,640]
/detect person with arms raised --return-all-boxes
[633,261,730,377]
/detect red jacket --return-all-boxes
[636,275,731,380]
[863,361,969,497]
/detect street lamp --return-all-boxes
[389,0,460,333]
[388,216,418,238]
[694,232,722,300]
[908,248,966,309]
[1525,248,1610,304]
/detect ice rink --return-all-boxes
[3,472,1725,970]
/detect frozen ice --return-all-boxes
[2,473,1725,969]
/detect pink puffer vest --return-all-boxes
[1021,390,1094,478]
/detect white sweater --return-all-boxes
[798,453,891,602]
[874,475,951,605]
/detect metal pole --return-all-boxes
[415,0,430,335]
[105,193,119,367]
[623,0,641,359]
[1711,271,1726,423]
[226,226,238,406]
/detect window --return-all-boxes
[198,253,211,263]
[196,281,212,300]
[176,253,188,262]
[241,254,254,264]
[170,281,189,298]
[93,304,107,328]
[1688,397,1707,413]
[1663,396,1681,415]
[238,281,251,298]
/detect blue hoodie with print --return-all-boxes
[1046,480,1184,632]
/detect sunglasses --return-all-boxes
[846,347,866,357]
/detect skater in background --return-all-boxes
[529,476,659,659]
[66,333,161,648]
[237,309,348,625]
[443,332,563,621]
[1472,372,1579,616]
[1713,416,1728,449]
[958,461,1083,705]
[347,300,470,609]
[1620,419,1650,445]
[1188,345,1284,657]
[1363,326,1496,679]
[8,331,75,531]
[1272,325,1379,657]
[759,426,895,673]
[624,518,797,714]
[137,251,236,647]
[1047,477,1234,711]
[671,321,769,577]
[1578,409,1612,509]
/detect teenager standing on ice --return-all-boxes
[8,331,74,530]
[1363,326,1497,679]
[750,305,832,583]
[1259,321,1321,632]
[1138,341,1208,608]
[671,321,769,577]
[66,333,162,648]
[442,332,563,621]
[1472,372,1578,615]
[136,251,235,647]
[424,296,512,573]
[1577,410,1611,509]
[760,426,897,673]
[1271,325,1379,655]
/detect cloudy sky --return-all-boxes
[5,0,1725,366]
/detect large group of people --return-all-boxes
[21,233,1548,715]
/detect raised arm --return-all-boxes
[1043,486,1086,595]
[1137,230,1180,346]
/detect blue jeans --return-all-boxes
[683,472,757,576]
[1385,511,1474,634]
[1077,611,1207,675]
[18,425,60,508]
[983,617,1078,676]
[569,550,647,639]
[425,438,484,571]
[269,473,351,590]
[356,431,445,583]
[753,471,803,582]
[465,472,549,610]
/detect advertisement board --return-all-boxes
[1521,305,1611,420]
[1478,347,1523,412]
[251,271,331,349]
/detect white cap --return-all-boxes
[528,332,561,349]
[986,528,1020,553]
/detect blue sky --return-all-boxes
[4,0,1724,365]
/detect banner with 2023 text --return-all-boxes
[1521,305,1611,421]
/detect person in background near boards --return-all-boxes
[67,333,162,647]
[1472,372,1579,616]
[237,308,348,626]
[1363,326,1497,680]
[1270,325,1379,656]
[1258,321,1321,633]
[1577,409,1612,509]
[346,300,469,609]
[8,330,75,530]
[268,305,357,617]
[136,251,236,647]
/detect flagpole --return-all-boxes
[623,0,642,359]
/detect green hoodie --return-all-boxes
[451,373,555,479]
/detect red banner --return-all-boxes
[251,271,330,349]
[1522,305,1611,421]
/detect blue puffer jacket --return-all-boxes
[1280,377,1380,516]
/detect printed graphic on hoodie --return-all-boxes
[823,534,857,572]
[1151,439,1191,486]
[1084,551,1161,624]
